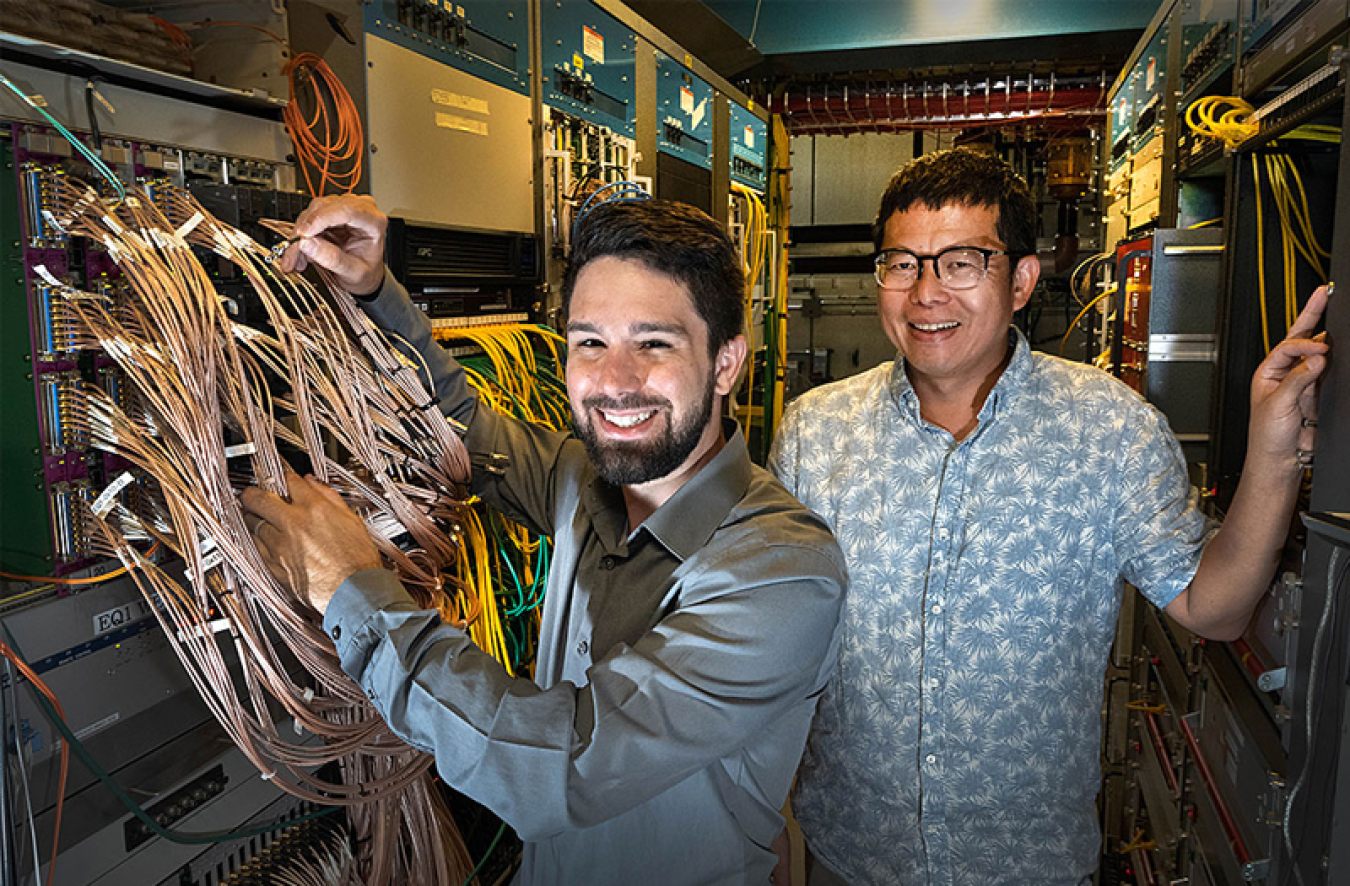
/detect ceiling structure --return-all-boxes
[626,0,1159,134]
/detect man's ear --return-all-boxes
[1011,253,1041,312]
[714,335,749,396]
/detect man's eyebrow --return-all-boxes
[631,322,689,337]
[566,321,690,337]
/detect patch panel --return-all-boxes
[2,122,301,577]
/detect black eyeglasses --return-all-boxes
[873,246,1017,290]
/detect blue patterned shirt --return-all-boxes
[769,331,1213,886]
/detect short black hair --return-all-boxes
[872,147,1037,256]
[563,199,744,356]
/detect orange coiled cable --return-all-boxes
[284,53,364,197]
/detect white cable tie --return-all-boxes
[303,687,315,703]
[91,471,135,517]
[101,214,124,235]
[175,618,231,643]
[175,211,204,240]
[211,230,233,258]
[223,442,257,458]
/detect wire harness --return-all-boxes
[38,177,481,885]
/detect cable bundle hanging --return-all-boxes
[1251,126,1339,352]
[38,177,484,886]
[284,53,364,196]
[436,322,570,675]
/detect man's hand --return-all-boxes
[277,194,389,296]
[1247,282,1332,470]
[769,827,793,885]
[240,472,382,614]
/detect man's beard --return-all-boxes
[575,374,717,486]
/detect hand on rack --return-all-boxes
[1247,282,1332,472]
[278,194,389,297]
[240,470,382,615]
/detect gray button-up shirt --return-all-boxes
[324,276,847,885]
[769,331,1212,886]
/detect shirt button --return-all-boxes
[577,639,589,655]
[926,754,937,765]
[331,625,342,640]
[927,678,939,690]
[931,604,943,615]
[599,556,617,570]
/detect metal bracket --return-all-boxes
[1242,859,1271,880]
[1257,667,1286,692]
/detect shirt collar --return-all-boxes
[643,418,752,560]
[888,326,1032,427]
[581,418,753,560]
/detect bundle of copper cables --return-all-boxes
[37,177,480,885]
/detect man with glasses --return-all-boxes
[769,147,1329,885]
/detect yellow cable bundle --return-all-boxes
[1251,131,1336,352]
[1185,95,1258,148]
[730,182,768,435]
[430,322,570,677]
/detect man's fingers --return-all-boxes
[294,195,384,241]
[240,485,292,525]
[305,475,351,510]
[277,240,309,274]
[1261,338,1329,375]
[1286,282,1332,340]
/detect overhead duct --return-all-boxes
[769,72,1110,135]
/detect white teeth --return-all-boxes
[914,321,959,332]
[602,410,655,428]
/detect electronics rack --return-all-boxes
[1099,1,1349,881]
[0,123,304,579]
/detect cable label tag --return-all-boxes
[32,264,64,288]
[175,212,204,240]
[200,548,224,572]
[224,442,256,458]
[92,471,136,518]
[92,87,116,115]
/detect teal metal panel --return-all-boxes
[656,50,713,170]
[364,0,531,95]
[1131,26,1169,150]
[540,0,638,136]
[728,101,767,191]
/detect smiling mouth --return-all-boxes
[912,321,960,332]
[599,409,657,428]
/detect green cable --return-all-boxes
[2,623,338,845]
[0,71,127,205]
[458,821,509,886]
